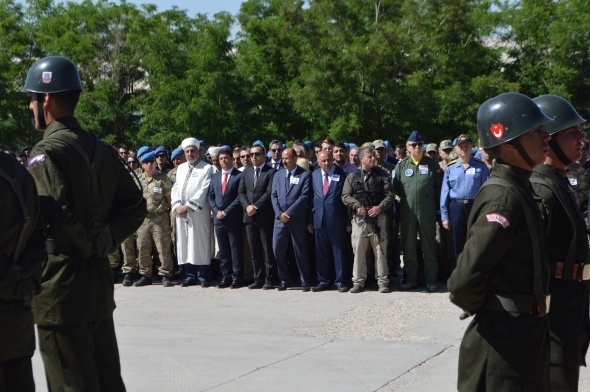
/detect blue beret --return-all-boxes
[343,142,350,149]
[199,140,205,147]
[407,131,424,143]
[171,147,184,160]
[384,140,391,148]
[252,140,263,147]
[304,140,313,149]
[154,146,167,156]
[348,143,357,148]
[140,151,156,163]
[137,146,150,158]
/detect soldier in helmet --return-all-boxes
[530,95,590,391]
[448,92,553,391]
[23,56,147,391]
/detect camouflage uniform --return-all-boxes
[137,171,173,277]
[566,162,589,215]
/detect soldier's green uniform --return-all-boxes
[448,92,553,391]
[393,152,442,287]
[0,153,46,392]
[136,170,173,278]
[24,56,147,391]
[531,94,590,391]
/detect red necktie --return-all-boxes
[222,172,228,195]
[322,173,329,196]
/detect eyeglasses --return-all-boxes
[156,154,166,158]
[250,152,263,157]
[408,142,424,148]
[270,148,281,152]
[240,155,249,159]
[143,160,155,164]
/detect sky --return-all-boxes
[119,0,244,17]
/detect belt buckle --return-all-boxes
[463,199,469,204]
[583,264,590,281]
[555,262,564,279]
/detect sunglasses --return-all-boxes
[119,151,127,155]
[156,154,166,157]
[250,152,263,157]
[408,142,424,148]
[240,155,249,159]
[270,148,281,152]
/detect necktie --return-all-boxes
[275,162,280,170]
[323,173,329,196]
[286,172,290,193]
[222,172,228,195]
[253,167,259,187]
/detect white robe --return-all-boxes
[172,160,213,265]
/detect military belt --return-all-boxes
[45,239,75,255]
[450,198,474,204]
[552,262,590,281]
[145,211,165,219]
[484,293,550,316]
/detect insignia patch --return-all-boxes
[29,154,46,165]
[490,123,504,140]
[486,213,510,228]
[404,169,413,177]
[42,72,52,84]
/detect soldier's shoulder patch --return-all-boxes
[486,213,510,228]
[28,154,46,165]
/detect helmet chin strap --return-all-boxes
[512,137,537,169]
[35,93,47,130]
[548,137,572,166]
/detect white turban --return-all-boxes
[181,138,200,150]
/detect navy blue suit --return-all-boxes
[208,168,244,282]
[309,165,348,287]
[271,166,311,285]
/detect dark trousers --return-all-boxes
[315,227,346,286]
[214,222,244,282]
[274,222,311,285]
[245,223,277,284]
[0,356,34,392]
[38,317,126,392]
[183,263,211,283]
[449,200,473,262]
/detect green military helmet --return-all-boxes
[532,94,586,135]
[477,92,553,148]
[22,56,83,94]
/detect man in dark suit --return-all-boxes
[208,148,244,289]
[308,150,350,292]
[238,144,278,289]
[271,148,312,291]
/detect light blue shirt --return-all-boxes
[440,157,490,221]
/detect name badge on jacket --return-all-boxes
[419,165,429,175]
[290,176,300,185]
[154,187,162,194]
[466,168,476,175]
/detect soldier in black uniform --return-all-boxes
[0,152,46,392]
[23,56,147,391]
[531,95,590,391]
[448,92,553,391]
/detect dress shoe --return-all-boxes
[122,273,133,287]
[426,284,438,293]
[200,281,211,288]
[248,281,264,289]
[161,276,174,287]
[217,280,231,288]
[133,275,152,287]
[262,283,274,290]
[181,279,197,287]
[230,281,242,289]
[337,285,349,293]
[276,282,290,291]
[378,284,391,293]
[311,284,330,292]
[350,284,365,294]
[301,284,310,292]
[400,282,417,291]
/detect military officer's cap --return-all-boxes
[407,130,424,143]
[373,139,387,149]
[439,140,453,150]
[171,147,184,160]
[453,134,472,146]
[426,143,438,152]
[140,152,156,163]
[137,146,150,159]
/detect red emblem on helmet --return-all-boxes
[490,123,504,140]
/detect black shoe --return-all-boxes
[277,282,289,291]
[230,281,242,289]
[181,279,197,287]
[248,281,263,289]
[200,281,211,288]
[217,280,231,288]
[301,284,310,292]
[161,277,174,287]
[133,275,152,287]
[426,284,438,293]
[337,285,349,293]
[122,273,133,287]
[350,284,365,293]
[262,282,274,290]
[311,284,330,292]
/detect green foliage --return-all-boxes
[1,0,590,151]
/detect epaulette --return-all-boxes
[399,157,409,163]
[447,159,457,166]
